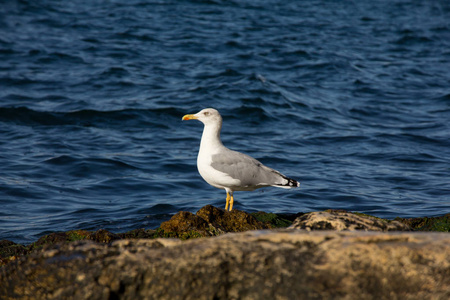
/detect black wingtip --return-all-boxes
[279,175,300,188]
[287,178,300,188]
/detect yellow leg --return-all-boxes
[229,195,234,211]
[225,192,230,211]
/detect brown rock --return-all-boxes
[159,205,271,238]
[32,232,73,248]
[28,230,91,252]
[0,240,29,258]
[289,210,411,231]
[0,241,29,266]
[1,230,449,299]
[395,213,450,231]
[87,229,121,243]
[117,229,157,239]
[196,205,270,232]
[159,211,211,237]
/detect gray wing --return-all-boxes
[211,149,289,187]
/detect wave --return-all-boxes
[0,106,186,128]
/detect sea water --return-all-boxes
[0,0,449,243]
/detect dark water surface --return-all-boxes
[1,0,449,244]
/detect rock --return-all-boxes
[0,206,271,267]
[117,229,157,239]
[196,205,270,232]
[87,229,121,243]
[251,211,295,228]
[2,207,447,269]
[159,211,211,238]
[26,230,91,253]
[395,213,450,232]
[289,210,411,231]
[274,212,305,223]
[28,229,120,252]
[0,240,28,257]
[159,205,270,238]
[1,230,449,299]
[0,241,28,266]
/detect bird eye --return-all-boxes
[204,111,210,116]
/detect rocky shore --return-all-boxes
[1,205,449,299]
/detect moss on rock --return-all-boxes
[251,212,293,228]
[395,213,450,232]
[158,205,270,239]
[118,229,157,239]
[196,205,270,232]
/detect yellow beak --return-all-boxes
[182,114,198,121]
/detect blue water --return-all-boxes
[1,0,449,244]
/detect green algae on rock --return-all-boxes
[159,211,212,238]
[196,205,270,232]
[251,211,294,228]
[395,213,450,232]
[159,205,270,238]
[0,241,28,266]
[117,229,157,239]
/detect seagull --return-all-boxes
[182,108,300,211]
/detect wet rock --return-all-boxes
[159,205,270,238]
[196,205,270,232]
[0,241,29,265]
[274,212,305,223]
[159,211,212,238]
[117,229,157,239]
[251,211,300,228]
[29,230,91,251]
[1,230,449,299]
[0,240,29,257]
[395,213,450,232]
[87,229,121,243]
[32,232,77,249]
[0,228,163,267]
[29,229,122,252]
[289,210,411,231]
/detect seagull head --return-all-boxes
[182,108,222,126]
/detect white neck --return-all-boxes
[199,121,224,155]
